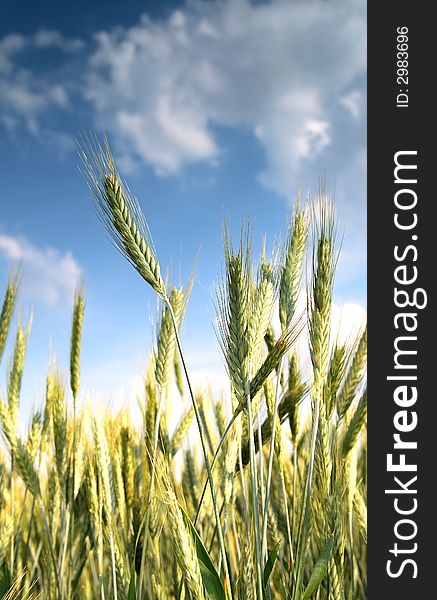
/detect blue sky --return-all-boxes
[0,0,366,424]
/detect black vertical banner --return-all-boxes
[368,2,434,597]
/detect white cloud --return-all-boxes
[0,2,366,199]
[339,90,364,120]
[85,0,365,195]
[0,34,26,73]
[0,234,82,306]
[0,30,82,134]
[33,30,84,52]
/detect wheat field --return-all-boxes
[0,139,367,599]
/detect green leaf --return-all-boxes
[0,563,11,597]
[263,541,281,589]
[179,503,227,600]
[127,563,137,600]
[302,537,333,600]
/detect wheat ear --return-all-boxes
[0,272,20,365]
[279,205,309,333]
[83,135,231,596]
[80,135,165,297]
[337,327,367,420]
[70,285,85,404]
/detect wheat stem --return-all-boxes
[246,383,264,600]
[167,301,233,599]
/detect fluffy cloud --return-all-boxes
[0,234,82,306]
[33,29,85,52]
[0,1,366,199]
[86,0,365,196]
[0,30,82,134]
[339,90,364,121]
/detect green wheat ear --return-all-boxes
[0,271,20,365]
[279,204,309,333]
[7,317,31,429]
[80,135,166,298]
[70,285,85,404]
[215,220,252,405]
[308,196,338,391]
